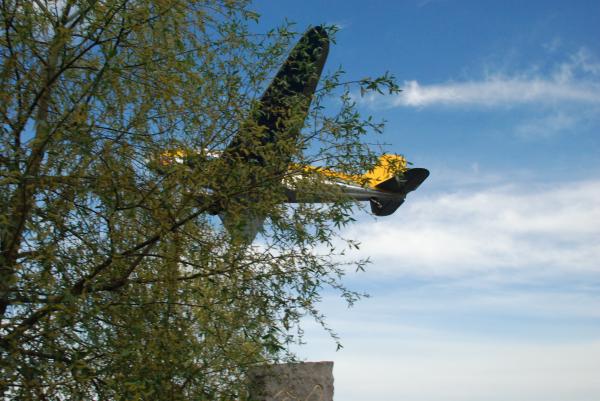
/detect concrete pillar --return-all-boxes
[247,361,334,401]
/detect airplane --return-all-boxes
[159,26,429,242]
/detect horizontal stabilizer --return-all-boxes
[374,175,405,192]
[402,168,429,193]
[375,168,429,193]
[370,168,429,216]
[370,198,405,216]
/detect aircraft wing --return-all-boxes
[222,26,329,173]
[218,26,330,242]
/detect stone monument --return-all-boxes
[247,361,334,401]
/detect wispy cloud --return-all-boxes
[542,37,563,53]
[328,339,600,401]
[341,179,600,278]
[392,77,600,107]
[327,20,350,30]
[416,0,439,8]
[304,179,600,401]
[360,48,600,109]
[553,48,600,81]
[298,287,600,401]
[515,110,585,138]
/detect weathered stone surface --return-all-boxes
[247,361,334,401]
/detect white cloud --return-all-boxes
[358,48,600,109]
[417,0,438,7]
[342,179,600,277]
[542,37,562,53]
[294,286,600,401]
[327,20,350,30]
[553,48,600,83]
[331,340,600,401]
[393,77,600,107]
[319,286,600,323]
[297,178,600,401]
[515,111,583,139]
[296,291,600,401]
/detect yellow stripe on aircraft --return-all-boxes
[158,150,407,189]
[294,154,407,189]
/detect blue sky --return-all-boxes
[253,1,600,400]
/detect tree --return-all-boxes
[0,1,399,399]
